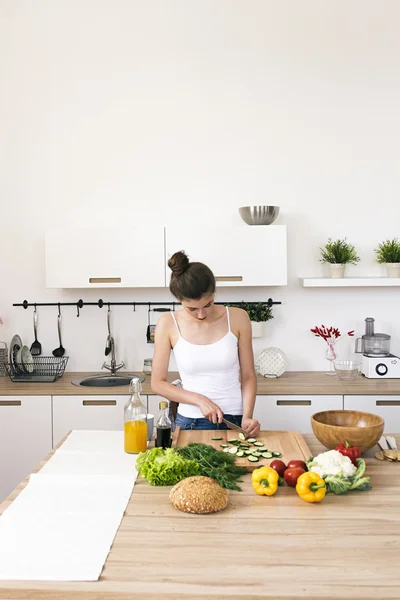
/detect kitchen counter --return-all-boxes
[1,370,400,395]
[0,433,399,599]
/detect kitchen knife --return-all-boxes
[221,417,249,439]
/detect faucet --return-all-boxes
[102,335,125,375]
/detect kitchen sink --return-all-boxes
[71,374,145,388]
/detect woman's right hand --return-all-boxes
[197,395,223,424]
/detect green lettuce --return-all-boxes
[136,447,199,486]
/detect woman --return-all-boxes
[151,250,260,437]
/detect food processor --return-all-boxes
[355,317,400,378]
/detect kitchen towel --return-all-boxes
[0,430,138,581]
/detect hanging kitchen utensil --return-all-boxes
[30,306,42,356]
[105,304,112,356]
[52,305,65,357]
[146,307,171,343]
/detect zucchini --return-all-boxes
[228,446,238,454]
[220,444,229,448]
[244,450,253,455]
[272,451,282,457]
[238,433,246,441]
[253,441,264,447]
[236,450,244,457]
[248,455,259,462]
[252,451,262,457]
[261,452,273,459]
[247,438,257,443]
[228,439,240,444]
[223,447,231,453]
[211,436,223,440]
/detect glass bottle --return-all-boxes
[155,400,172,449]
[124,378,148,454]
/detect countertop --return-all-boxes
[1,370,400,395]
[0,433,399,599]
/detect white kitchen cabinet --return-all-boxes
[253,395,343,433]
[165,225,287,287]
[0,396,52,503]
[52,395,129,447]
[344,395,400,431]
[45,228,166,288]
[147,395,167,418]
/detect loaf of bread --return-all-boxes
[169,476,229,514]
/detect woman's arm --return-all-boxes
[235,309,260,437]
[151,314,223,423]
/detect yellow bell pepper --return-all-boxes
[296,471,326,503]
[251,466,279,496]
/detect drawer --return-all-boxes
[344,395,400,432]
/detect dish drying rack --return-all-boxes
[5,356,69,383]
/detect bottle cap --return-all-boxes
[159,401,168,409]
[129,377,142,393]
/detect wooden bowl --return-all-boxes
[311,410,385,452]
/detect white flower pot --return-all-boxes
[251,322,264,338]
[328,264,346,278]
[386,263,400,278]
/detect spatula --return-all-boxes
[30,308,42,356]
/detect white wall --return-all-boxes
[1,0,400,373]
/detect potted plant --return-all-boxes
[319,238,360,278]
[228,302,273,337]
[374,238,400,278]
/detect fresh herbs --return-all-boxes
[319,238,360,265]
[176,442,248,491]
[136,447,199,486]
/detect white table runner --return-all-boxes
[0,430,138,581]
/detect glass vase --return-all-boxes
[325,342,337,375]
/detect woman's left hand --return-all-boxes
[242,417,261,438]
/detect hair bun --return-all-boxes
[168,250,190,277]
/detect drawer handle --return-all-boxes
[376,401,400,406]
[89,277,121,284]
[0,400,22,406]
[215,276,243,282]
[82,400,117,406]
[276,400,312,406]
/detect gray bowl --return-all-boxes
[239,206,280,225]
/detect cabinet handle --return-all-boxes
[89,278,121,284]
[82,400,117,406]
[276,400,312,406]
[215,276,243,282]
[0,400,21,406]
[376,401,400,406]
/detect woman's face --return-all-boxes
[181,295,215,321]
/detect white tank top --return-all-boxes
[171,307,243,418]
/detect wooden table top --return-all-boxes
[0,433,399,599]
[1,370,400,395]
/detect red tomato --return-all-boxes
[284,467,305,487]
[286,460,307,472]
[269,459,287,477]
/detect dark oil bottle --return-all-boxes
[155,401,172,449]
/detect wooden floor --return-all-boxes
[0,435,399,599]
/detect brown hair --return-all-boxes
[168,250,216,301]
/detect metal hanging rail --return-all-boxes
[13,298,281,317]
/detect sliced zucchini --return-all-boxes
[247,438,257,444]
[223,447,231,453]
[272,451,282,458]
[253,441,264,447]
[228,446,238,454]
[238,432,246,441]
[211,436,223,440]
[228,439,240,445]
[252,451,262,457]
[220,444,229,448]
[244,450,253,455]
[261,451,273,459]
[236,450,244,457]
[248,455,259,462]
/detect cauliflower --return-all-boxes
[307,450,357,478]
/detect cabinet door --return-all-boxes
[344,395,400,431]
[0,396,52,503]
[253,395,343,433]
[52,395,129,447]
[165,225,287,287]
[46,228,165,288]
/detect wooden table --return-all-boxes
[0,435,399,599]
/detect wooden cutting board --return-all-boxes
[172,428,312,471]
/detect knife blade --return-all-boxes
[221,417,249,439]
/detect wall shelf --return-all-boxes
[299,277,400,288]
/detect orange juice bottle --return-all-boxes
[124,378,148,454]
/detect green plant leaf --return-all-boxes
[226,302,273,323]
[319,238,360,265]
[374,238,400,264]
